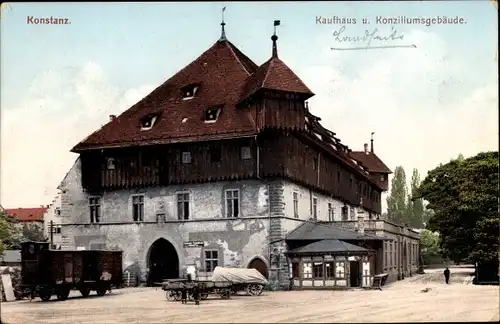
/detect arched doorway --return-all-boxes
[248,257,268,278]
[148,238,179,286]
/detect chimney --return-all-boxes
[109,115,116,122]
[370,132,374,153]
[364,143,369,154]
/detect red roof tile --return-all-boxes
[350,151,392,174]
[240,57,314,102]
[5,207,47,222]
[72,40,260,152]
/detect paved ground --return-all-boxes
[1,266,498,323]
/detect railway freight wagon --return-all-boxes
[20,241,123,301]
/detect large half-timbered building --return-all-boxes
[59,20,419,289]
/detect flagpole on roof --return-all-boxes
[272,20,280,58]
[219,6,227,41]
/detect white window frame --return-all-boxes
[293,192,299,218]
[131,194,145,222]
[181,151,192,164]
[176,191,190,220]
[225,189,240,218]
[106,157,115,170]
[89,196,102,223]
[341,205,348,221]
[240,146,251,160]
[335,262,345,278]
[204,249,219,273]
[48,223,62,234]
[328,202,335,221]
[303,262,313,279]
[312,197,318,220]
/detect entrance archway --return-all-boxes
[248,257,269,278]
[147,238,179,286]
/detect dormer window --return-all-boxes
[182,83,200,100]
[205,106,222,123]
[140,113,159,131]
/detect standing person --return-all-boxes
[192,284,201,305]
[181,285,188,304]
[444,267,451,284]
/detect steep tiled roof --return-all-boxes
[287,239,371,254]
[240,57,314,102]
[72,40,260,152]
[5,207,47,222]
[350,151,392,174]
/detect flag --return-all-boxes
[274,20,280,26]
[223,6,226,11]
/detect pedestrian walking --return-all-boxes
[444,267,450,284]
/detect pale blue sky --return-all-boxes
[1,2,498,207]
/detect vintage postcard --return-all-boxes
[1,1,498,323]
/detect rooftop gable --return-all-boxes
[72,39,260,152]
[240,57,314,102]
[350,151,392,174]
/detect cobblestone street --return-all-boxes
[1,268,498,323]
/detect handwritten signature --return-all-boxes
[331,25,416,51]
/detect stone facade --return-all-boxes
[43,192,63,249]
[58,160,418,289]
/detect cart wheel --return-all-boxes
[201,293,209,300]
[79,287,90,297]
[39,289,52,301]
[249,284,263,296]
[220,290,230,299]
[166,291,176,301]
[174,291,182,301]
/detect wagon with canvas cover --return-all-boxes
[211,267,267,296]
[161,279,232,301]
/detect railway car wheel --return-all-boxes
[79,287,90,297]
[39,289,52,302]
[96,287,107,296]
[56,287,70,301]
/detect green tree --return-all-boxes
[0,211,21,256]
[408,168,425,228]
[386,166,409,225]
[418,151,499,277]
[22,223,46,242]
[420,229,443,265]
[422,208,434,228]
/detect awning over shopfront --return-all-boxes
[285,221,388,241]
[287,239,371,254]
